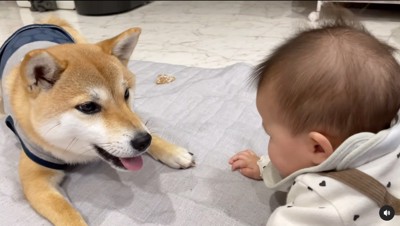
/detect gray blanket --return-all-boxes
[0,61,285,226]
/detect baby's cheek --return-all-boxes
[268,151,291,177]
[273,162,290,178]
[268,148,281,169]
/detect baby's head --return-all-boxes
[254,17,400,177]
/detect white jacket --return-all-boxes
[257,112,400,226]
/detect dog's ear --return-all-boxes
[21,49,66,90]
[97,27,141,65]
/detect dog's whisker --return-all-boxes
[122,134,134,139]
[126,75,134,83]
[78,146,96,155]
[108,148,121,156]
[134,96,144,99]
[96,143,114,147]
[95,141,113,145]
[64,137,77,153]
[45,123,61,135]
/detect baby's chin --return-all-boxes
[278,171,290,179]
[270,159,314,179]
[271,163,295,179]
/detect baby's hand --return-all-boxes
[229,149,262,180]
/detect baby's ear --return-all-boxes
[309,132,334,165]
[20,49,66,91]
[97,28,141,65]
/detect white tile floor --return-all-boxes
[1,1,400,68]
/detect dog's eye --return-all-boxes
[124,89,130,100]
[75,102,101,114]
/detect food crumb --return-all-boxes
[155,74,176,85]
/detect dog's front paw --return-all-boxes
[148,135,195,169]
[160,147,195,169]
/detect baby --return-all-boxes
[229,5,400,226]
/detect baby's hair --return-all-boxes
[253,4,400,145]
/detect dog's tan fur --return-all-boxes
[1,18,194,226]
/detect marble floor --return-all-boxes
[1,1,400,68]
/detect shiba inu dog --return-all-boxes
[0,17,195,226]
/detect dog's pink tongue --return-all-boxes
[120,156,143,171]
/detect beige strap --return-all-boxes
[319,169,400,214]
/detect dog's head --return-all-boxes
[19,28,150,171]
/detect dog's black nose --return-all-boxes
[130,132,152,152]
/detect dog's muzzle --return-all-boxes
[95,132,152,171]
